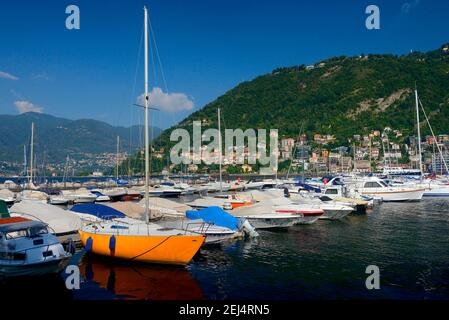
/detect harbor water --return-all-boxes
[2,198,449,300]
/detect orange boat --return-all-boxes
[79,221,205,265]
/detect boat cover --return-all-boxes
[10,200,82,235]
[186,206,239,230]
[104,202,145,219]
[138,197,192,213]
[71,203,126,220]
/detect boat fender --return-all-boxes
[85,237,93,252]
[109,235,116,254]
[241,219,259,238]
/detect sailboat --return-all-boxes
[78,6,205,265]
[20,122,50,203]
[392,89,449,196]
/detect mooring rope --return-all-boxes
[128,235,173,261]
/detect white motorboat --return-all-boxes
[239,213,302,229]
[243,180,265,190]
[90,190,111,202]
[61,188,97,203]
[49,194,69,205]
[350,177,425,202]
[232,199,304,229]
[289,193,354,220]
[163,219,241,244]
[317,203,354,220]
[400,179,449,197]
[0,217,71,278]
[272,203,324,224]
[173,183,196,195]
[101,188,127,201]
[201,181,231,193]
[423,183,449,197]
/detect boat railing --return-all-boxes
[183,221,213,235]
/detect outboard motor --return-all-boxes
[283,187,290,198]
[240,219,259,238]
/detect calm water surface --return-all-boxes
[3,198,449,300]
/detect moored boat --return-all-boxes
[0,201,72,278]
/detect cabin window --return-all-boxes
[5,230,27,240]
[364,182,381,188]
[30,227,48,237]
[42,250,53,258]
[0,251,26,260]
[325,189,338,194]
[379,181,388,187]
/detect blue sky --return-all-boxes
[1,0,449,129]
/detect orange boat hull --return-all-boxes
[79,231,205,265]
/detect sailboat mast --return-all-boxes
[144,6,151,221]
[415,89,423,176]
[29,122,34,186]
[23,145,27,178]
[116,135,120,180]
[218,108,222,193]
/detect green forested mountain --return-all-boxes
[125,43,449,172]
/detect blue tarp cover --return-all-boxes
[71,203,126,219]
[186,206,239,230]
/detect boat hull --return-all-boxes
[244,216,301,229]
[79,231,205,265]
[319,208,353,220]
[73,196,97,204]
[0,257,70,278]
[361,188,425,202]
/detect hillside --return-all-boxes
[155,43,449,149]
[0,112,161,163]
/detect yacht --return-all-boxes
[351,177,425,202]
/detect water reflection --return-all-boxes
[78,254,204,300]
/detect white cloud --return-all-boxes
[0,70,19,81]
[137,87,194,113]
[14,100,43,114]
[401,0,420,14]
